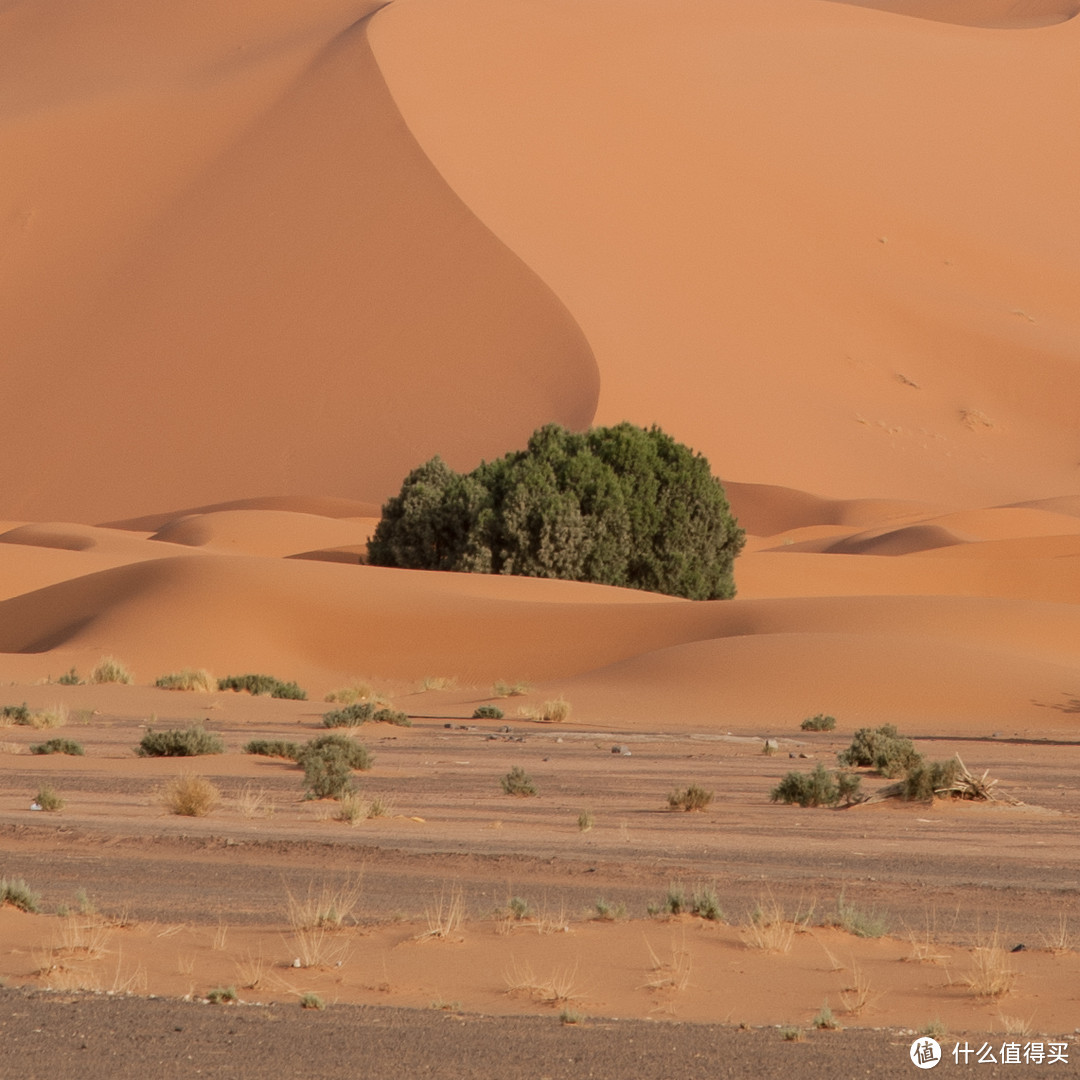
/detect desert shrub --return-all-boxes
[90,656,133,685]
[0,877,39,913]
[324,684,375,705]
[322,702,376,727]
[593,898,625,921]
[244,739,301,761]
[0,704,31,725]
[532,698,571,723]
[217,674,307,700]
[903,757,963,802]
[206,986,238,1004]
[299,992,325,1010]
[770,763,861,807]
[373,708,410,727]
[35,786,64,812]
[30,738,84,756]
[838,724,922,776]
[137,724,224,757]
[830,891,888,938]
[367,422,745,600]
[162,773,220,817]
[577,810,594,832]
[57,668,81,686]
[155,669,216,692]
[813,1002,840,1030]
[472,705,504,720]
[667,784,713,811]
[501,766,537,796]
[800,713,836,732]
[298,734,372,800]
[689,886,723,921]
[493,681,530,697]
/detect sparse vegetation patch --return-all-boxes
[770,764,860,807]
[137,723,224,757]
[0,878,40,913]
[501,766,537,796]
[800,713,836,731]
[90,657,133,685]
[155,669,216,692]
[244,739,301,760]
[667,784,713,812]
[218,674,307,699]
[30,738,84,756]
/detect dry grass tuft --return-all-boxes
[839,960,879,1016]
[325,682,379,705]
[90,657,133,685]
[419,887,466,940]
[235,783,274,820]
[1040,912,1072,955]
[155,669,216,693]
[416,676,457,693]
[741,896,795,953]
[161,773,220,817]
[493,680,531,698]
[503,958,580,1004]
[286,877,364,932]
[965,931,1016,999]
[641,933,692,992]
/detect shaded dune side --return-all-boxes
[828,0,1080,28]
[0,7,597,523]
[0,557,1075,690]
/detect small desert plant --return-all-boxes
[137,723,224,757]
[920,1019,946,1039]
[297,734,372,800]
[416,676,456,692]
[206,986,238,1004]
[35,786,64,812]
[965,931,1016,998]
[30,738,84,756]
[801,713,836,731]
[902,757,963,801]
[90,657,133,685]
[577,810,594,832]
[0,877,40,913]
[780,1026,804,1041]
[333,793,365,824]
[743,897,795,953]
[155,669,216,692]
[322,702,376,727]
[244,739,301,760]
[689,886,722,921]
[830,891,888,938]
[533,698,571,723]
[508,896,531,920]
[770,764,860,807]
[28,705,68,729]
[472,705,504,720]
[365,793,392,819]
[593,898,625,921]
[501,766,537,796]
[162,773,220,817]
[838,724,922,777]
[299,992,325,1010]
[559,1008,584,1025]
[0,703,31,725]
[812,1002,840,1029]
[493,680,530,697]
[235,783,273,819]
[421,887,466,939]
[371,708,410,726]
[667,784,713,811]
[217,674,307,700]
[1040,912,1072,954]
[324,683,376,705]
[57,668,81,686]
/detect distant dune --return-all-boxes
[0,0,1076,738]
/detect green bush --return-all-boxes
[244,739,301,760]
[297,734,373,800]
[206,986,239,1004]
[903,757,963,801]
[90,657,133,685]
[653,883,722,920]
[472,705,504,720]
[800,713,836,732]
[770,763,861,807]
[322,702,376,727]
[136,724,225,757]
[0,877,39,913]
[0,704,31,725]
[35,786,64,812]
[57,668,81,686]
[501,766,537,796]
[218,674,307,700]
[367,422,745,600]
[30,738,84,756]
[838,724,922,777]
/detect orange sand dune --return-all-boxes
[832,0,1079,28]
[0,0,595,523]
[372,0,1080,506]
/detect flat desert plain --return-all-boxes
[0,0,1078,1076]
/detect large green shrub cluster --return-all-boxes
[367,423,744,600]
[298,734,373,800]
[771,763,861,807]
[837,724,921,778]
[218,674,307,700]
[136,723,224,757]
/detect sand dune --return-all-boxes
[832,0,1080,28]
